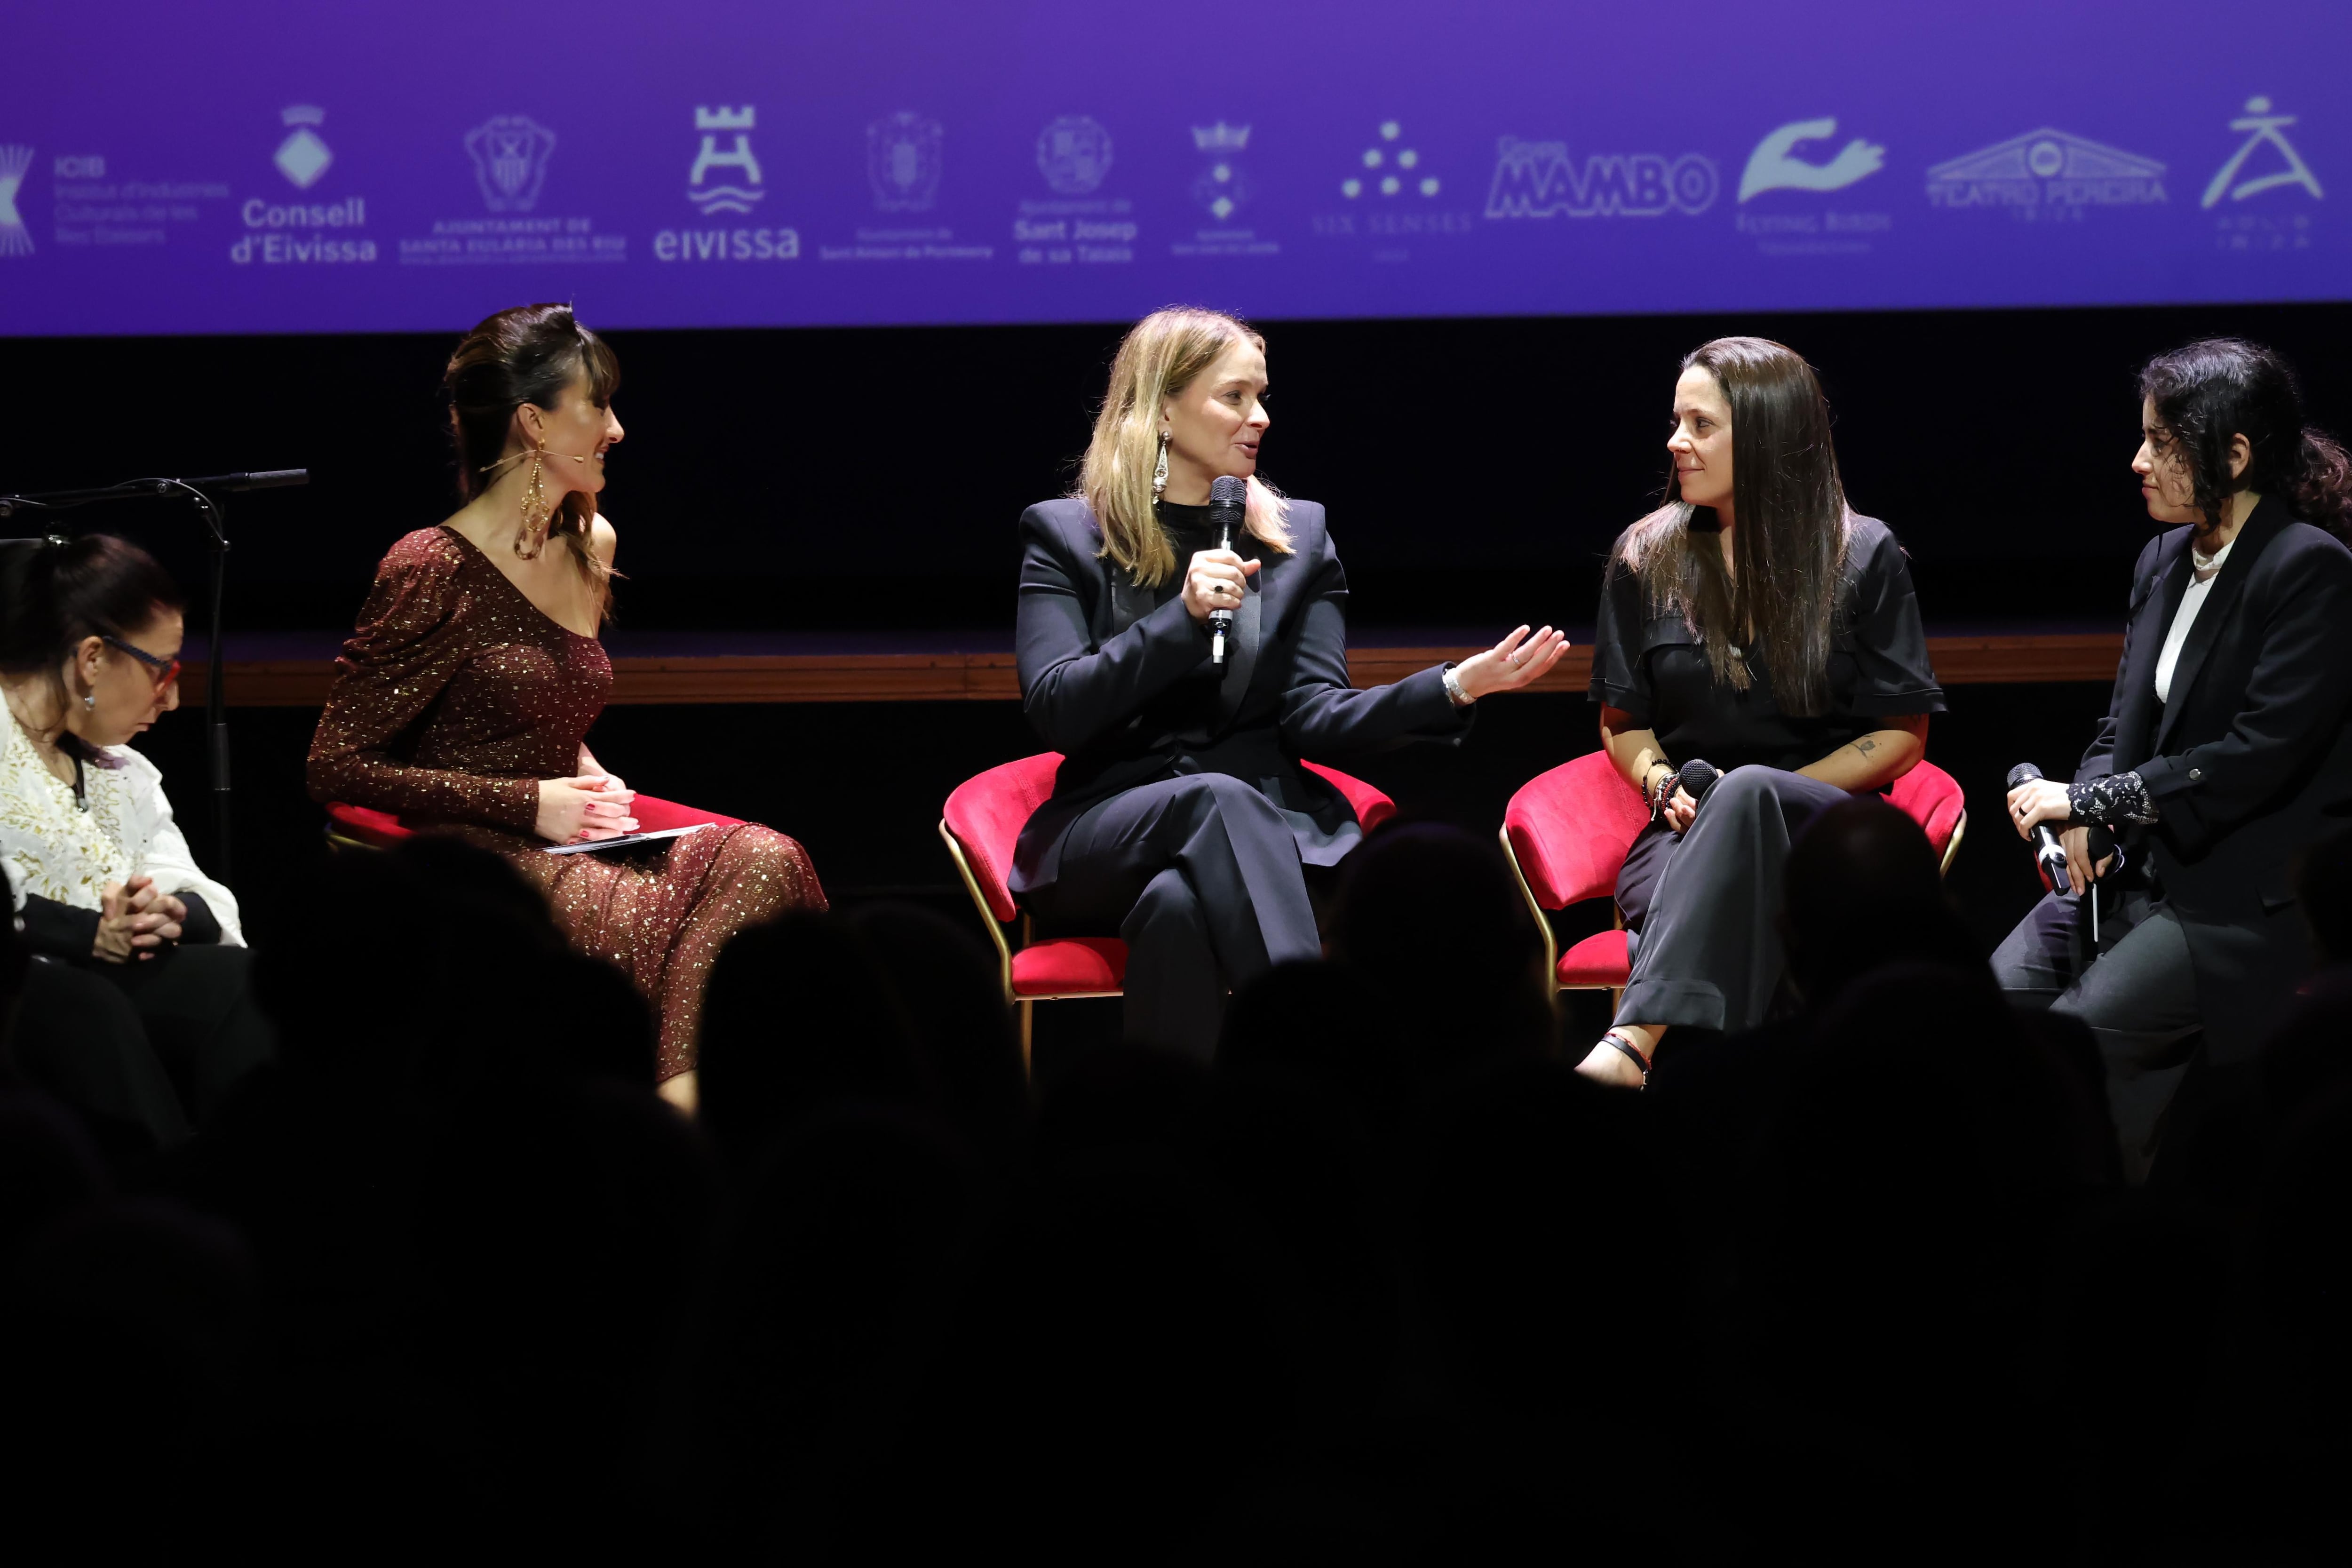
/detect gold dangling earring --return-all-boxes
[515,448,550,559]
[1152,431,1170,501]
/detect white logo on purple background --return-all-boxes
[867,112,942,212]
[466,115,556,213]
[0,144,32,256]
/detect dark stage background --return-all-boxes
[14,301,2349,1050]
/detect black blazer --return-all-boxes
[1009,497,1471,891]
[2080,504,2352,1059]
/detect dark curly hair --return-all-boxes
[2141,338,2352,543]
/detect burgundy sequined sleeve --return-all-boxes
[305,536,542,833]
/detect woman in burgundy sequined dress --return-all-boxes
[308,305,824,1109]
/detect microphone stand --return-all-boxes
[0,470,309,885]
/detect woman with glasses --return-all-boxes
[0,533,271,1150]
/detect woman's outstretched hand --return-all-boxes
[1452,625,1571,700]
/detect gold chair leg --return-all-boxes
[1019,1000,1034,1077]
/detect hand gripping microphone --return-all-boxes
[1207,474,1247,666]
[1676,759,1722,805]
[2006,762,2074,894]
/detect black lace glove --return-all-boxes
[2067,770,2158,827]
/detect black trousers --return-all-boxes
[8,944,275,1150]
[1990,885,2201,1183]
[1614,767,1850,1035]
[1025,773,1324,1061]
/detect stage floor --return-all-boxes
[179,624,2125,705]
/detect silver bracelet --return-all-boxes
[1442,664,1472,707]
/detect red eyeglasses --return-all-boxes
[101,634,183,691]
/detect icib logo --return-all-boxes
[467,116,556,213]
[1485,138,1716,219]
[0,145,32,258]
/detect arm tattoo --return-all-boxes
[1854,736,1877,756]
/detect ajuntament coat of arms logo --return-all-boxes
[1036,116,1112,197]
[466,115,557,213]
[867,112,943,212]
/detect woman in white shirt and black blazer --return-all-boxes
[1996,339,2352,1181]
[0,534,270,1150]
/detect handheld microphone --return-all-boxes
[1207,474,1246,666]
[1676,758,1722,804]
[2006,762,2074,894]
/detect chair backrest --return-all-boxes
[1506,752,1970,913]
[1301,760,1398,835]
[941,752,1065,923]
[942,754,1399,924]
[1503,751,1649,911]
[1887,758,1966,864]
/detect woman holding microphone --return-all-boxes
[1580,336,1945,1087]
[1009,306,1567,1058]
[1994,338,2352,1180]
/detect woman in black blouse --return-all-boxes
[1580,337,1944,1087]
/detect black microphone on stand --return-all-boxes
[2006,762,2075,894]
[1207,474,1246,666]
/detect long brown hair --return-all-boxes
[1614,336,1851,716]
[444,303,621,620]
[1077,306,1292,587]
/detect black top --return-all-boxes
[1588,514,1945,772]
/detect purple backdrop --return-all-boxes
[1,0,2343,336]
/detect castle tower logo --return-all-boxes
[689,105,764,215]
[0,145,32,257]
[867,112,943,212]
[466,115,557,213]
[2203,97,2323,208]
[274,106,333,190]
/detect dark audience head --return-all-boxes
[0,532,185,747]
[1219,958,1403,1099]
[1329,822,1552,1066]
[847,902,1029,1170]
[1782,794,1977,1009]
[254,836,656,1090]
[2140,336,2352,542]
[696,912,928,1186]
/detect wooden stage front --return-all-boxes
[179,629,2125,707]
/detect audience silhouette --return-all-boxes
[4,804,2351,1560]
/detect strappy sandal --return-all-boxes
[1597,1028,1652,1090]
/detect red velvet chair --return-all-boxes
[939,753,1398,1069]
[323,794,744,851]
[1499,753,1968,1002]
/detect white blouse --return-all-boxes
[0,716,244,947]
[2154,533,2236,705]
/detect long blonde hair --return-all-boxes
[1077,306,1292,587]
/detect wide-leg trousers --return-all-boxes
[1613,766,1851,1035]
[1989,885,2201,1183]
[1025,774,1324,1061]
